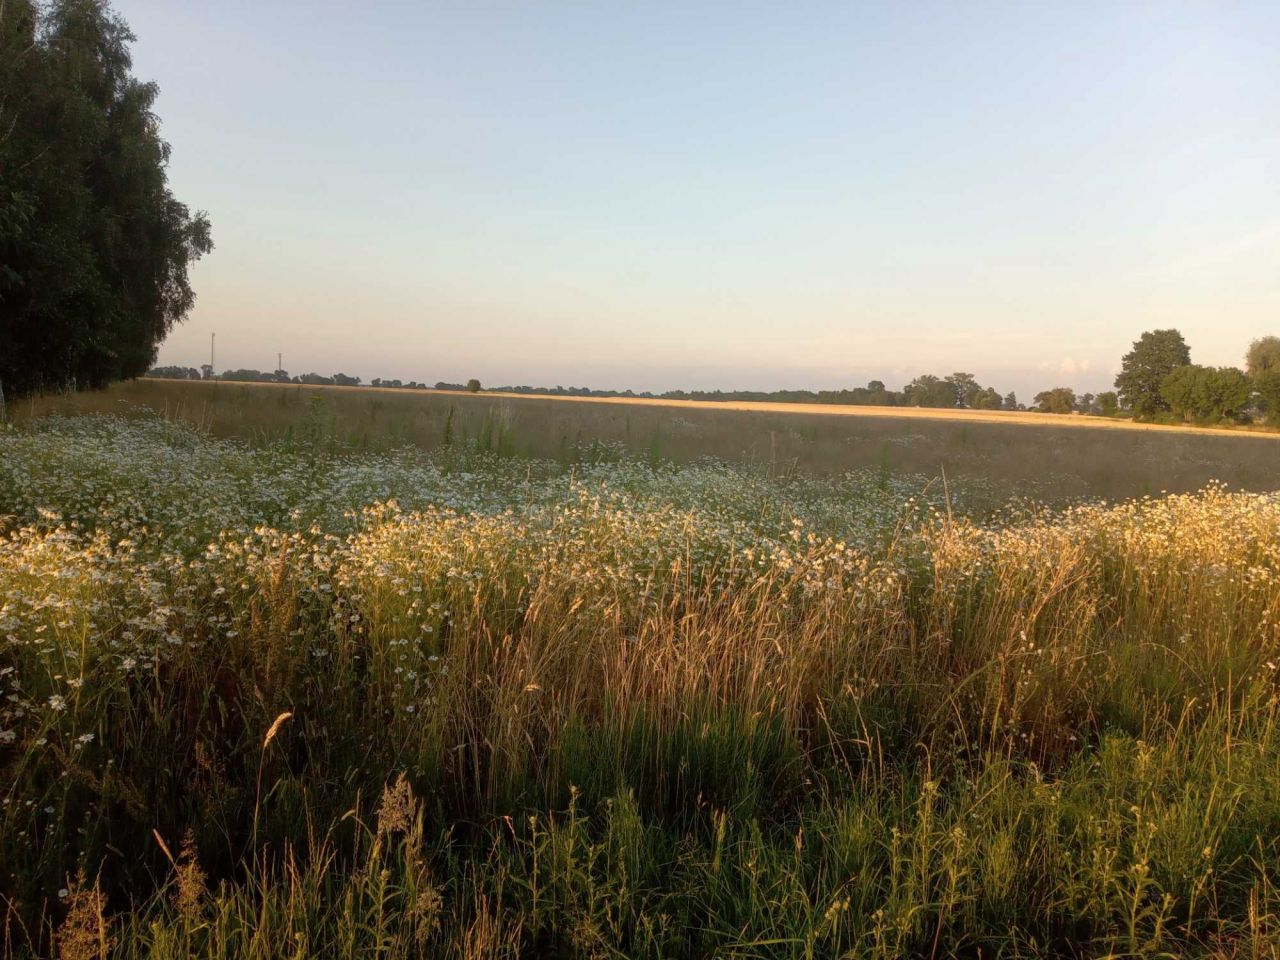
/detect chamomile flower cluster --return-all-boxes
[4,414,1280,818]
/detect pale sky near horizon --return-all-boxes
[122,1,1280,397]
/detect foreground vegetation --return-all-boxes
[3,410,1280,957]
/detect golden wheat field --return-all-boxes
[4,382,1280,957]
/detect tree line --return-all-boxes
[154,366,1038,411]
[485,334,1280,426]
[149,337,1280,429]
[461,374,1020,409]
[145,366,476,392]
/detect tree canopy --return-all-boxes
[1034,387,1076,415]
[1114,329,1191,419]
[1160,365,1251,423]
[0,0,211,399]
[1246,337,1280,376]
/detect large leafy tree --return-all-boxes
[944,371,980,408]
[1114,329,1191,419]
[0,0,211,400]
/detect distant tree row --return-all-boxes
[898,372,1012,410]
[151,367,1028,409]
[145,367,471,391]
[145,366,204,381]
[493,384,657,399]
[1030,388,1119,416]
[149,333,1280,431]
[152,367,1037,412]
[548,373,1026,410]
[486,377,1019,408]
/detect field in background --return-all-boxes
[15,377,1280,502]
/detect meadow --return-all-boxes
[4,385,1280,957]
[16,378,1280,502]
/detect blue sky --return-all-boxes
[123,1,1280,397]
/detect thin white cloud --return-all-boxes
[1142,222,1280,280]
[1040,357,1091,376]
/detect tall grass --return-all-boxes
[2,415,1280,956]
[16,377,1280,502]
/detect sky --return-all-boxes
[120,1,1280,398]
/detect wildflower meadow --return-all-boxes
[3,411,1280,957]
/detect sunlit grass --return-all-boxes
[3,413,1280,956]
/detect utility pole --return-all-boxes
[204,331,217,383]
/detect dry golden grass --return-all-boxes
[450,386,1279,437]
[13,376,1280,501]
[34,375,1280,436]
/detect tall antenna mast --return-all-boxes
[278,352,282,372]
[211,332,216,373]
